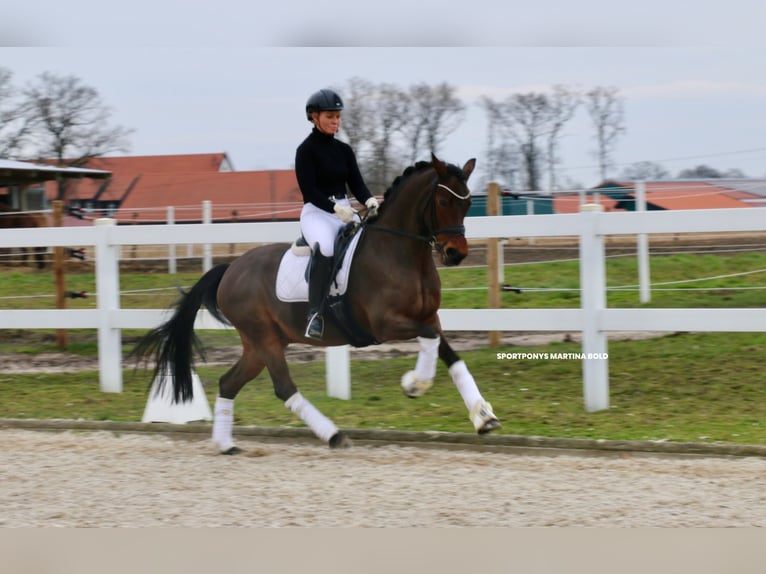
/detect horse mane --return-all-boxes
[378,159,466,215]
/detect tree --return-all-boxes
[479,95,517,187]
[677,164,722,178]
[0,66,32,158]
[677,165,748,179]
[544,85,580,191]
[365,83,409,193]
[585,86,625,182]
[336,76,376,160]
[620,161,670,181]
[498,92,550,191]
[401,82,465,163]
[339,78,409,192]
[24,71,133,199]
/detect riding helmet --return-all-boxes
[305,89,344,121]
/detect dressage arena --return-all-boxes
[1,428,764,527]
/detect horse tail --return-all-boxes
[132,263,230,403]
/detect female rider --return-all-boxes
[295,88,378,340]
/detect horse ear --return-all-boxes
[431,152,448,178]
[462,158,476,181]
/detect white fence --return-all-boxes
[1,207,765,412]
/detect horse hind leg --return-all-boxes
[264,341,351,449]
[212,350,265,454]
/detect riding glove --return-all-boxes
[333,204,356,223]
[365,197,379,217]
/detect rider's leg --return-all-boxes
[299,201,345,340]
[305,247,333,339]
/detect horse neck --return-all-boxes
[374,170,434,240]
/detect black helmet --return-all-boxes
[305,89,344,121]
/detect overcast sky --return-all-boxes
[2,2,765,189]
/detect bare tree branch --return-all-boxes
[0,66,32,158]
[585,86,625,182]
[545,85,580,191]
[402,82,465,163]
[498,92,550,191]
[23,71,134,199]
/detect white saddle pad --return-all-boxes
[276,229,364,303]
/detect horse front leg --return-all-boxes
[400,335,440,398]
[438,335,501,435]
[398,325,501,434]
[264,345,351,449]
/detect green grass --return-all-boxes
[0,332,763,446]
[440,251,766,309]
[0,250,765,446]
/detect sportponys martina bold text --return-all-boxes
[497,352,609,361]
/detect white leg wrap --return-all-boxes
[212,396,236,452]
[285,392,339,443]
[448,360,483,411]
[449,360,499,432]
[414,336,440,380]
[401,336,439,397]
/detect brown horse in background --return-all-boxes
[134,153,501,454]
[0,204,49,269]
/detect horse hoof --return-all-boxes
[478,419,502,435]
[220,446,243,455]
[400,370,433,398]
[329,432,352,449]
[470,400,501,434]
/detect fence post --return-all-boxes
[635,181,651,303]
[486,182,501,347]
[52,200,67,349]
[326,345,351,400]
[202,200,212,273]
[167,206,176,274]
[94,217,122,393]
[578,203,609,412]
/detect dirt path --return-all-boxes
[1,429,763,527]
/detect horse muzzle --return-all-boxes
[439,236,468,266]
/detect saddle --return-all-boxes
[279,222,378,348]
[299,221,359,288]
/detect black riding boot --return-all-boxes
[305,251,334,340]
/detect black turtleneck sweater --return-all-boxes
[295,128,372,213]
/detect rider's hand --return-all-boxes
[333,204,356,223]
[365,197,379,217]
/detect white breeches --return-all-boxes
[300,199,352,257]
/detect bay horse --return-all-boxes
[134,153,501,453]
[0,204,49,269]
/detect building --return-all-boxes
[36,153,303,225]
[552,179,766,214]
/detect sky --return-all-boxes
[2,2,765,190]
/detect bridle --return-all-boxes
[364,175,470,255]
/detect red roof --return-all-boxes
[558,180,762,213]
[114,170,302,223]
[45,153,232,202]
[553,193,619,214]
[39,153,309,223]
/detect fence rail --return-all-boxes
[1,207,765,412]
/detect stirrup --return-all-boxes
[305,312,324,340]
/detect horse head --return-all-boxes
[374,154,476,266]
[430,152,475,266]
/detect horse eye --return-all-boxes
[438,198,449,207]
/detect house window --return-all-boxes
[23,187,47,211]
